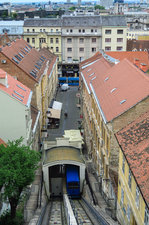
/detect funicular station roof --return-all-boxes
[43,146,84,166]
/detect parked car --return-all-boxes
[61,83,70,91]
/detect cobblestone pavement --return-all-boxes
[47,86,81,141]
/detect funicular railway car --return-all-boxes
[66,165,80,198]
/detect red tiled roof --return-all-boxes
[0,38,55,83]
[0,138,6,146]
[105,51,149,72]
[115,111,149,206]
[39,48,57,76]
[81,52,113,91]
[0,69,32,106]
[90,58,149,122]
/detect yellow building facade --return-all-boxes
[116,112,149,225]
[117,149,147,225]
[23,18,62,63]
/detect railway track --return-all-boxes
[49,198,64,225]
[70,199,93,225]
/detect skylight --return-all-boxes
[104,77,109,81]
[12,93,23,102]
[120,99,126,104]
[16,84,26,91]
[91,76,96,81]
[87,68,91,72]
[12,57,19,64]
[111,88,117,93]
[14,90,24,98]
[89,72,95,77]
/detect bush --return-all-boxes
[0,210,24,225]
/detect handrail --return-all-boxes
[36,202,48,225]
[81,197,110,225]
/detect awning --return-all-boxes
[52,101,62,111]
[47,108,61,119]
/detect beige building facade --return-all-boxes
[23,18,62,63]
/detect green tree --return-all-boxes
[0,138,40,219]
[69,6,76,11]
[95,5,105,10]
[12,12,17,19]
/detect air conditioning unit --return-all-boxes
[1,60,6,64]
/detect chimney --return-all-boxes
[140,63,147,72]
[0,70,8,87]
[134,58,139,67]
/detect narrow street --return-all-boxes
[47,86,81,141]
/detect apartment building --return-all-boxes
[116,112,149,225]
[102,16,127,52]
[80,51,149,215]
[62,15,127,76]
[0,38,58,132]
[23,18,62,63]
[23,15,127,77]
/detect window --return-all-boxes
[50,38,53,44]
[43,29,46,32]
[117,29,123,34]
[95,29,97,33]
[127,204,131,222]
[80,38,84,43]
[92,38,96,43]
[67,38,72,43]
[51,29,53,32]
[128,169,132,189]
[56,29,59,32]
[56,47,59,52]
[144,206,149,225]
[117,46,123,51]
[122,155,125,174]
[66,29,69,33]
[27,38,30,43]
[27,29,29,33]
[51,47,53,50]
[79,48,84,52]
[67,48,72,52]
[40,29,42,32]
[92,48,96,52]
[56,38,59,44]
[82,29,85,33]
[32,29,35,33]
[80,57,84,62]
[105,29,111,34]
[67,57,72,62]
[105,46,111,51]
[117,38,123,42]
[105,38,111,42]
[136,186,140,209]
[39,38,46,43]
[70,29,73,33]
[121,188,124,205]
[91,29,94,33]
[32,38,35,44]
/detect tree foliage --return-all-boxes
[95,5,105,10]
[69,6,76,11]
[0,138,40,219]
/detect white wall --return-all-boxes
[0,90,30,145]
